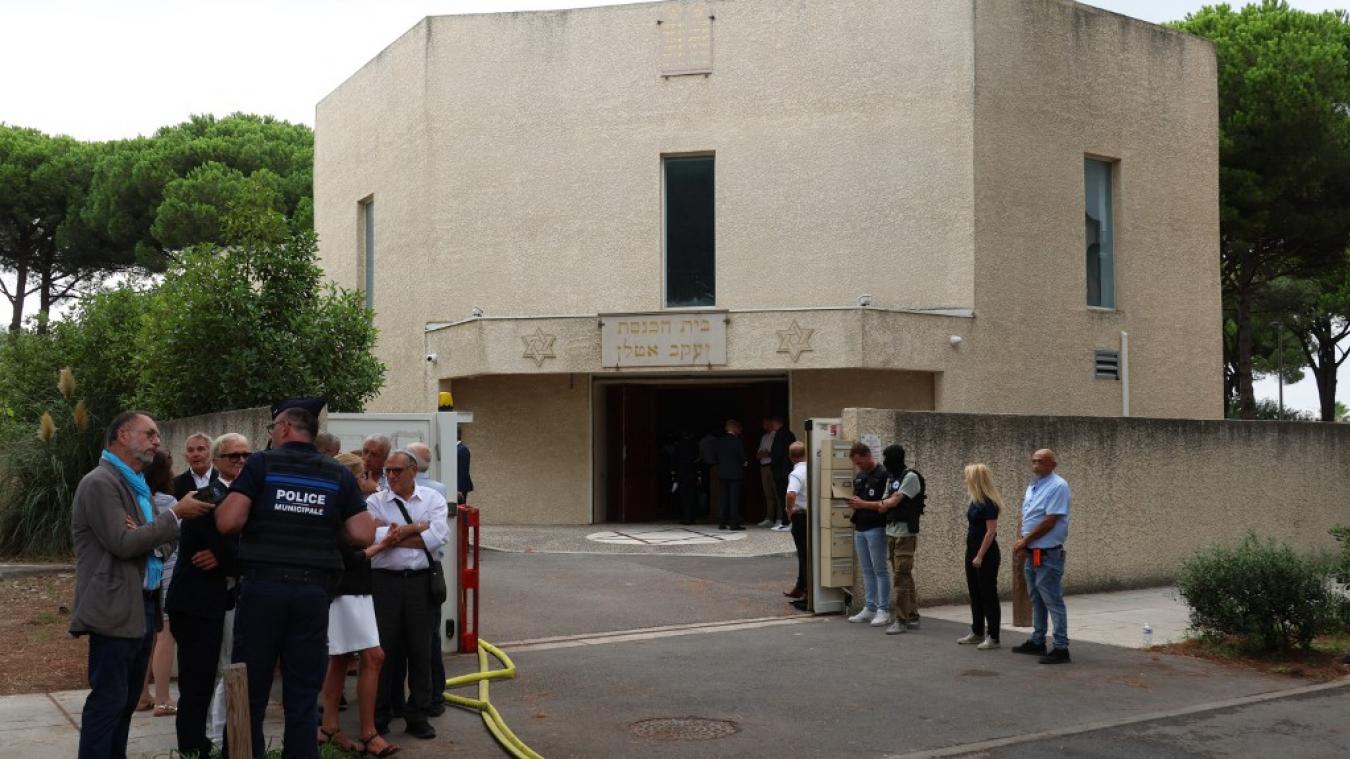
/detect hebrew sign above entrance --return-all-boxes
[600,311,728,368]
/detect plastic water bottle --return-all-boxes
[1142,623,1153,647]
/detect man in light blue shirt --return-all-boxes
[1012,448,1071,664]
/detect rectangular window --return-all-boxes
[664,156,715,308]
[360,198,374,309]
[1084,159,1115,309]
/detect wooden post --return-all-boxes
[224,662,252,759]
[1012,548,1031,627]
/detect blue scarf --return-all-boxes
[101,449,163,591]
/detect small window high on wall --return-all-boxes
[664,156,715,308]
[1084,159,1115,309]
[360,198,374,310]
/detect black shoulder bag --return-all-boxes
[392,498,449,606]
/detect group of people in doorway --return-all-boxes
[787,441,1072,664]
[666,416,797,529]
[68,399,475,759]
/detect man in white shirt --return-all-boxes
[783,442,809,602]
[366,450,450,740]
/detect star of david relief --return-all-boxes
[776,320,815,363]
[521,327,557,368]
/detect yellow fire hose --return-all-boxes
[442,640,545,759]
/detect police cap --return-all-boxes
[271,397,327,419]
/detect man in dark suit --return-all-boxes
[456,433,473,505]
[713,419,747,531]
[166,433,248,756]
[173,433,216,499]
[769,416,797,529]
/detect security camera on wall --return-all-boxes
[425,353,438,364]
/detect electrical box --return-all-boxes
[817,439,856,588]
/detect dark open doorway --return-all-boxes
[602,379,789,523]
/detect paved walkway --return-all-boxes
[924,585,1191,649]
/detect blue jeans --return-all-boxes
[231,579,329,759]
[1024,548,1069,649]
[79,593,155,759]
[853,527,890,612]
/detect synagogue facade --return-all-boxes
[315,0,1220,524]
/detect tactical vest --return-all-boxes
[237,445,346,572]
[851,464,890,531]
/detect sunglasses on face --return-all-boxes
[384,466,409,476]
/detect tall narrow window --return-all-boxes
[664,156,715,308]
[1085,159,1115,308]
[361,198,375,309]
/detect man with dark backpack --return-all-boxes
[879,446,924,634]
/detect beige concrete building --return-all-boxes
[315,0,1222,525]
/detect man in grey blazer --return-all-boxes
[70,410,212,759]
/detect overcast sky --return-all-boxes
[1,0,1346,413]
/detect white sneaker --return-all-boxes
[847,608,876,623]
[956,632,981,645]
[770,524,790,532]
[757,519,775,528]
[977,637,1000,650]
[885,621,907,635]
[871,611,894,627]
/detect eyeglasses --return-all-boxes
[219,452,250,461]
[384,466,408,476]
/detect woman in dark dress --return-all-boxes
[957,463,1004,650]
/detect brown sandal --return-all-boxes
[152,704,177,717]
[358,731,400,757]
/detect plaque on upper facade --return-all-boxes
[600,312,728,368]
[658,4,713,77]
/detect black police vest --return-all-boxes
[851,464,890,531]
[237,446,346,572]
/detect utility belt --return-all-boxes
[374,567,430,578]
[243,565,339,592]
[1028,545,1064,567]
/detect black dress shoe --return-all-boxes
[729,524,745,531]
[718,524,728,530]
[1010,640,1046,655]
[406,721,437,740]
[1039,647,1071,665]
[427,702,446,717]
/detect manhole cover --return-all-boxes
[629,717,739,741]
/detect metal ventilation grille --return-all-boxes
[1095,350,1121,380]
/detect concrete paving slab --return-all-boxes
[0,693,74,730]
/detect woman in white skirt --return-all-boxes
[320,454,400,757]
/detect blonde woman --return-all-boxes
[957,464,1003,650]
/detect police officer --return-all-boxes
[216,400,375,759]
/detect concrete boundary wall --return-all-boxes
[841,409,1350,606]
[158,407,275,470]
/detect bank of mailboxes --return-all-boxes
[819,440,855,587]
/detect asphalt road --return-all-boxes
[413,551,1350,759]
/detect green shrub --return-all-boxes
[1177,533,1340,652]
[1332,526,1350,586]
